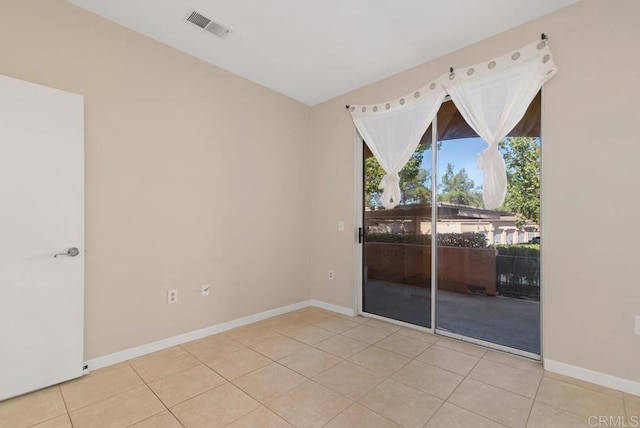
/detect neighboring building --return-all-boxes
[365,202,539,245]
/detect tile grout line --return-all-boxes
[320,400,399,427]
[25,385,75,428]
[126,359,187,427]
[188,323,344,384]
[272,310,621,426]
[354,371,443,428]
[408,344,456,428]
[152,331,295,410]
[179,337,260,384]
[434,347,549,402]
[523,369,545,428]
[276,352,343,380]
[261,314,420,426]
[623,395,629,420]
[387,357,463,403]
[127,360,174,425]
[465,367,544,401]
[431,401,512,428]
[410,342,481,378]
[259,402,299,428]
[348,337,440,427]
[419,401,446,427]
[533,376,628,422]
[428,348,507,427]
[130,355,202,385]
[58,384,76,428]
[55,363,146,415]
[313,360,387,403]
[176,326,346,411]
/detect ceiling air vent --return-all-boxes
[186,10,232,39]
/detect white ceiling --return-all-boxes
[65,0,579,106]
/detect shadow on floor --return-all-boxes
[364,279,540,354]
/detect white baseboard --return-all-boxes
[544,358,640,396]
[85,299,355,372]
[85,300,311,371]
[310,299,356,317]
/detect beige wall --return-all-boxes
[310,0,640,382]
[0,0,311,359]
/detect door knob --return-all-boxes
[54,247,80,258]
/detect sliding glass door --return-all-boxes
[361,94,541,356]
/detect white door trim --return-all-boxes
[353,130,364,315]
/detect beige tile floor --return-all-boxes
[1,307,638,428]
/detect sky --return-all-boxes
[423,137,488,188]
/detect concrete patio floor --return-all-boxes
[364,279,540,354]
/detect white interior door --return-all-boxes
[0,74,84,400]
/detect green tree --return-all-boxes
[365,143,431,207]
[364,156,385,207]
[401,167,431,205]
[439,163,483,207]
[498,137,541,227]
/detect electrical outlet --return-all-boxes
[201,284,210,297]
[167,289,178,304]
[328,270,334,280]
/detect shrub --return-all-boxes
[366,232,487,248]
[495,244,540,288]
[494,244,540,258]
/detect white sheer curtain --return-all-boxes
[347,39,557,210]
[443,40,557,208]
[349,83,446,208]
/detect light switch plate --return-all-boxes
[338,221,344,232]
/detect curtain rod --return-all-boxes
[448,34,547,75]
[345,33,547,110]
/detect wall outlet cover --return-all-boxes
[167,289,178,304]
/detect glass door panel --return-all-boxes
[362,140,433,327]
[435,99,541,355]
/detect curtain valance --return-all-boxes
[348,39,557,209]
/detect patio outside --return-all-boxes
[363,203,541,355]
[364,279,540,354]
